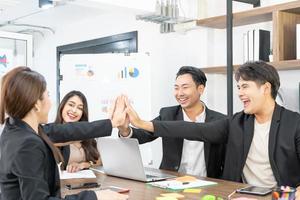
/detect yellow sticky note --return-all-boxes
[175,176,197,182]
[156,197,178,200]
[161,193,185,198]
[183,188,202,193]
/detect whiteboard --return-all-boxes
[59,53,154,166]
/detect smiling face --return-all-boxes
[174,74,204,109]
[61,95,84,123]
[237,78,270,114]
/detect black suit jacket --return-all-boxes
[0,117,112,200]
[153,104,300,187]
[132,105,226,178]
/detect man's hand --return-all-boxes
[296,186,300,200]
[117,96,131,137]
[124,96,142,128]
[124,96,154,132]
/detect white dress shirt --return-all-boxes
[178,107,207,177]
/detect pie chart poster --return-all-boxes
[59,53,151,124]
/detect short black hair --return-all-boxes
[176,66,207,87]
[235,61,280,99]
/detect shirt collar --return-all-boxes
[182,102,206,122]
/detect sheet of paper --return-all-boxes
[149,179,217,190]
[60,169,96,179]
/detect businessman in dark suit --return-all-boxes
[124,61,300,188]
[119,66,226,178]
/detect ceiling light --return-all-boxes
[39,0,54,9]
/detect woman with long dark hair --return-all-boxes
[0,67,127,200]
[54,91,101,172]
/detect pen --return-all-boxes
[182,182,189,185]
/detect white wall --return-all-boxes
[31,0,300,167]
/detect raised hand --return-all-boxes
[124,96,141,128]
[107,97,117,121]
[109,95,127,128]
[124,96,154,132]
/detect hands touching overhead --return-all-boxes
[109,95,154,135]
[108,95,128,128]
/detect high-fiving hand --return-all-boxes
[110,95,154,133]
[108,95,127,128]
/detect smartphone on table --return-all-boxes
[65,182,100,190]
[236,186,272,196]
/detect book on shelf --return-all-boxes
[254,29,270,62]
[243,29,270,62]
[243,32,249,63]
[248,29,254,61]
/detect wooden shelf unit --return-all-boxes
[196,0,300,73]
[201,59,300,74]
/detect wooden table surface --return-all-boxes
[61,170,272,200]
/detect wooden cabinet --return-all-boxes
[196,0,300,74]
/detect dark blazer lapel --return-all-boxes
[268,104,281,182]
[205,107,214,122]
[204,107,214,165]
[175,107,183,120]
[242,114,255,165]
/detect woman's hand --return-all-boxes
[66,162,89,173]
[95,189,128,200]
[108,96,127,128]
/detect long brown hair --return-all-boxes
[0,66,63,163]
[55,90,99,163]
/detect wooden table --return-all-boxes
[61,171,272,200]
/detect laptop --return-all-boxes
[93,137,176,182]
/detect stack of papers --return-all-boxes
[60,169,96,180]
[149,176,217,190]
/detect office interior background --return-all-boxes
[0,0,299,168]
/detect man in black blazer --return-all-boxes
[119,66,226,178]
[125,61,300,188]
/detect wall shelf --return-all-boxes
[201,59,300,74]
[196,1,300,29]
[196,0,300,67]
